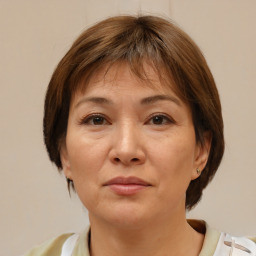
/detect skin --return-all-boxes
[61,63,211,256]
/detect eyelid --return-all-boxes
[145,113,176,125]
[78,113,111,125]
[78,112,175,126]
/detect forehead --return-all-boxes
[75,62,180,99]
[68,62,192,116]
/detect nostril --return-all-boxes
[113,157,139,163]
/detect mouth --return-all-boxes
[103,176,152,195]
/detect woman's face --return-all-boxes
[61,63,210,228]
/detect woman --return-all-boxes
[25,15,255,256]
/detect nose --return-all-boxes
[109,122,146,166]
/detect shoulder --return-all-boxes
[23,233,74,256]
[188,220,256,256]
[213,233,256,256]
[249,237,256,243]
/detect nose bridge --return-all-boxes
[116,120,139,153]
[111,119,145,165]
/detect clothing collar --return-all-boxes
[188,219,221,256]
[72,220,221,256]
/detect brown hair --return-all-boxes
[43,15,224,210]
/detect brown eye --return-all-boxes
[91,116,105,125]
[152,116,165,124]
[148,114,173,125]
[82,115,109,125]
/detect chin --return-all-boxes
[93,202,153,229]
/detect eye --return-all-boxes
[80,114,110,125]
[147,114,174,125]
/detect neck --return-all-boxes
[88,212,204,256]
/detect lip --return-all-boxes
[103,176,151,195]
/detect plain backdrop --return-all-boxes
[0,1,255,255]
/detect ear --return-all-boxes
[60,143,73,180]
[191,131,212,180]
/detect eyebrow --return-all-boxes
[75,97,113,108]
[75,94,181,109]
[140,95,181,106]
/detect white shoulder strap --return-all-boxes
[61,234,79,256]
[213,232,256,256]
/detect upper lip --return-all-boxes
[103,176,151,186]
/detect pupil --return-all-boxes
[153,116,163,124]
[93,117,103,125]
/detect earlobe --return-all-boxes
[192,131,212,180]
[60,144,72,180]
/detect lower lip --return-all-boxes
[107,184,149,195]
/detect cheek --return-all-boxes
[149,132,196,190]
[66,131,111,194]
[67,131,108,171]
[67,139,103,209]
[150,132,196,170]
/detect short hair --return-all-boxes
[43,15,224,210]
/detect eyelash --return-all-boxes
[79,114,110,126]
[146,113,175,125]
[79,113,175,126]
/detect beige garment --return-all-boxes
[23,220,254,256]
